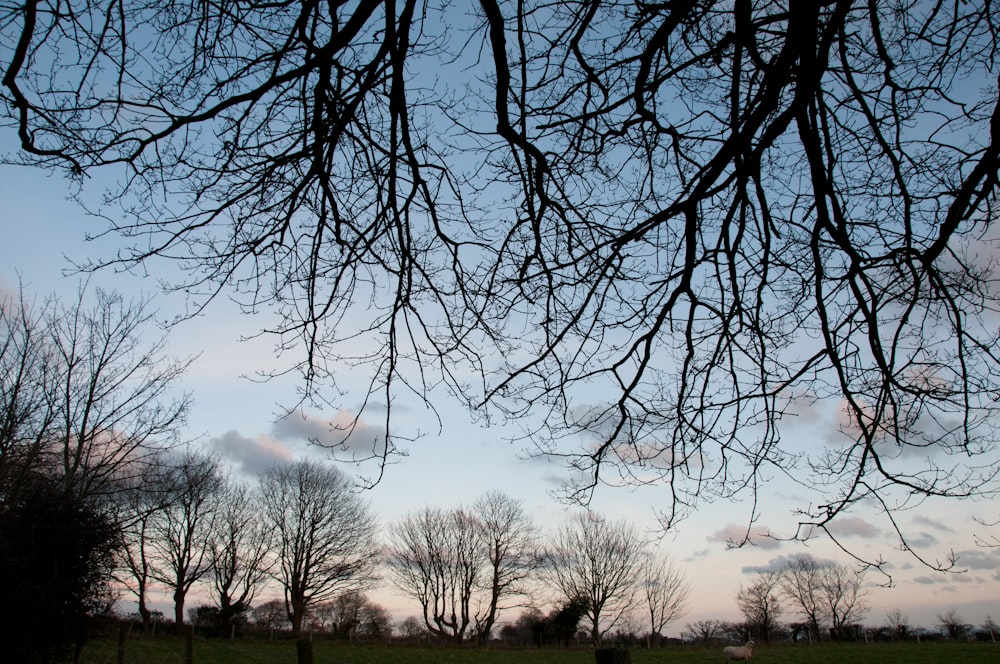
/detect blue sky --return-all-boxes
[2,132,999,634]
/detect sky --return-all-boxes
[2,130,999,636]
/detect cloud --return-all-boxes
[907,571,980,591]
[907,532,939,549]
[272,407,390,461]
[824,399,962,460]
[742,553,837,575]
[0,280,17,300]
[825,516,881,539]
[912,515,955,533]
[953,548,1000,571]
[210,430,294,476]
[782,391,829,424]
[912,575,941,585]
[708,523,781,550]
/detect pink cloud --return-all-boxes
[211,430,294,475]
[708,523,782,550]
[826,516,881,539]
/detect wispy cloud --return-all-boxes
[912,515,955,533]
[907,532,939,549]
[708,523,781,550]
[686,548,712,562]
[825,516,881,539]
[742,553,836,574]
[912,575,942,586]
[953,548,1000,571]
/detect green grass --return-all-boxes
[75,639,996,664]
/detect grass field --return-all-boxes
[76,638,996,664]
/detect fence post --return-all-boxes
[184,624,194,664]
[595,647,632,664]
[117,623,127,664]
[296,637,314,664]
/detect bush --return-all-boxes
[0,475,118,663]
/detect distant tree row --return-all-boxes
[114,453,379,640]
[683,610,999,645]
[734,554,869,643]
[731,555,998,645]
[387,502,690,647]
[217,592,392,640]
[118,459,691,649]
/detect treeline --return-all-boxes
[687,555,1000,646]
[3,285,995,664]
[680,611,999,646]
[0,283,696,661]
[112,462,693,648]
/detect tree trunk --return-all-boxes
[137,593,152,634]
[290,596,305,639]
[173,587,186,632]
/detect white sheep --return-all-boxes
[722,640,755,661]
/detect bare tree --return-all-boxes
[397,616,427,639]
[0,283,191,502]
[779,554,868,642]
[3,2,999,562]
[471,491,540,645]
[207,478,272,634]
[937,608,973,640]
[113,461,175,634]
[0,282,191,656]
[387,506,482,645]
[46,285,192,501]
[820,563,868,640]
[736,570,783,643]
[544,513,645,646]
[884,607,910,641]
[149,450,223,630]
[780,555,825,642]
[684,619,725,644]
[640,550,690,645]
[0,285,58,503]
[251,599,289,632]
[258,460,379,638]
[974,514,1000,548]
[980,616,998,642]
[115,491,157,633]
[310,591,365,636]
[387,493,538,645]
[314,592,391,639]
[358,601,392,639]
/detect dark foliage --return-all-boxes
[0,474,119,663]
[188,602,250,638]
[529,598,589,647]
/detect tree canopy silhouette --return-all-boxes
[3,0,999,568]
